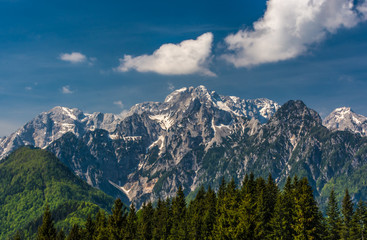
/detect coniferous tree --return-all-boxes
[56,229,65,240]
[126,202,138,240]
[341,189,354,240]
[254,177,267,240]
[139,201,155,240]
[37,204,57,240]
[95,210,108,240]
[235,174,256,239]
[188,186,206,240]
[66,224,83,240]
[85,214,95,240]
[214,178,239,239]
[350,200,367,239]
[293,178,322,240]
[162,198,173,239]
[153,198,168,240]
[271,176,295,240]
[12,231,23,240]
[108,198,126,240]
[202,186,216,239]
[254,176,277,240]
[326,189,341,240]
[169,186,187,240]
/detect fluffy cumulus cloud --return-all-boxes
[60,52,87,63]
[61,85,73,94]
[116,32,215,76]
[223,0,367,67]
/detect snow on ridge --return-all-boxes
[149,114,175,130]
[323,106,367,136]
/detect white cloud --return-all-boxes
[116,32,215,76]
[61,85,73,94]
[168,82,175,91]
[113,100,124,109]
[223,0,367,67]
[358,2,367,20]
[60,52,87,63]
[25,86,32,91]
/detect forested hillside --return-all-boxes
[32,174,367,240]
[0,147,116,239]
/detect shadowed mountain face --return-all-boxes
[2,86,367,209]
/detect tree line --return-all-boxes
[14,174,367,239]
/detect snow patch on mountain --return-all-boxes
[323,107,367,136]
[0,107,122,159]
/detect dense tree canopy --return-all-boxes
[27,174,367,240]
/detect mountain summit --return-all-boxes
[323,107,367,136]
[2,86,367,209]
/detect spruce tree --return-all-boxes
[293,178,322,240]
[126,202,138,240]
[188,186,206,240]
[56,229,65,240]
[66,224,82,240]
[153,198,167,240]
[85,214,95,240]
[270,176,295,240]
[326,189,341,240]
[108,198,126,240]
[341,189,354,240]
[235,174,256,239]
[202,186,216,239]
[214,178,239,239]
[169,186,187,240]
[139,201,155,240]
[37,204,57,240]
[12,231,23,240]
[254,175,278,239]
[350,200,367,239]
[95,210,108,240]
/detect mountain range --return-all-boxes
[1,85,367,208]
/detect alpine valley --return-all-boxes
[1,85,367,210]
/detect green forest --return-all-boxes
[13,174,367,240]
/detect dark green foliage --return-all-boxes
[326,189,341,240]
[169,186,187,239]
[292,178,323,240]
[138,202,155,240]
[350,200,367,239]
[56,229,66,240]
[108,198,127,239]
[85,214,95,240]
[0,146,115,239]
[153,198,170,240]
[66,225,82,240]
[126,203,138,240]
[271,176,296,240]
[341,189,354,240]
[37,204,57,240]
[12,170,367,240]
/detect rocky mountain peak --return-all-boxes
[323,106,367,136]
[270,100,322,126]
[0,107,122,159]
[48,106,85,121]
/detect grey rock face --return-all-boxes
[0,86,281,207]
[323,107,367,136]
[2,86,367,209]
[0,106,122,159]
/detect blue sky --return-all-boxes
[1,0,367,136]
